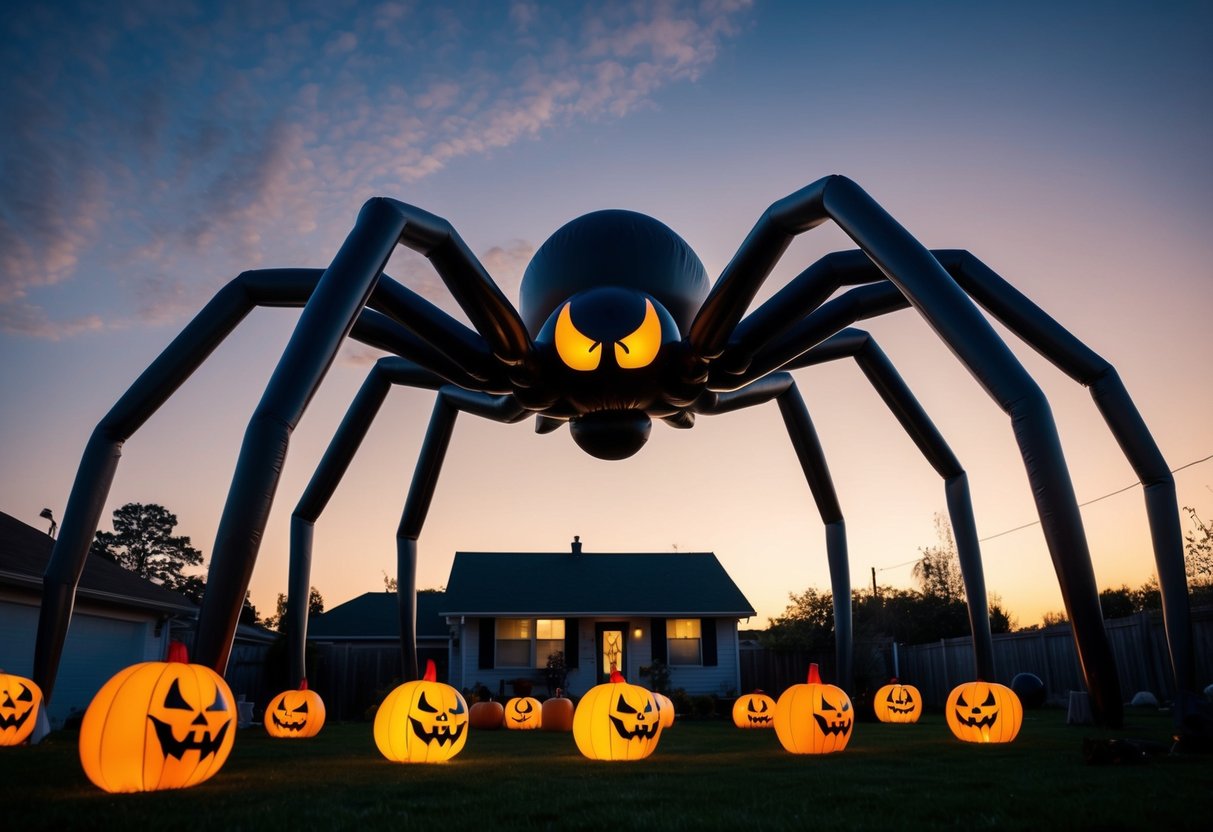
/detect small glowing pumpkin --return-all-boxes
[79,642,236,792]
[946,680,1023,744]
[504,696,542,730]
[732,691,776,729]
[265,680,326,738]
[774,663,853,754]
[873,680,922,724]
[541,690,574,732]
[0,672,43,746]
[573,669,663,761]
[374,659,468,763]
[654,692,675,729]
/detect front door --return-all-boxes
[594,621,629,683]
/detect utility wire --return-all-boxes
[874,451,1213,572]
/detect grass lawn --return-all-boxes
[3,708,1210,831]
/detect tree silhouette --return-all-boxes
[91,502,203,595]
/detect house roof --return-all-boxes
[309,591,450,640]
[0,510,197,615]
[440,551,756,618]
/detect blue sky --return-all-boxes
[2,0,1211,627]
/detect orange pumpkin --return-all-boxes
[732,691,776,729]
[541,691,574,732]
[573,669,662,760]
[504,696,542,730]
[0,672,42,746]
[469,700,505,729]
[79,643,236,792]
[946,681,1022,744]
[373,660,468,763]
[265,680,326,738]
[773,663,852,754]
[873,680,922,724]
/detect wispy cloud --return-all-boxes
[0,0,753,339]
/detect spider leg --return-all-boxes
[794,329,995,681]
[694,373,852,690]
[288,373,525,686]
[287,358,447,687]
[697,177,1147,725]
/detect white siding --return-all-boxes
[666,619,741,696]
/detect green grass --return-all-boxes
[2,710,1209,831]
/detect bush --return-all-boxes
[670,688,692,716]
[691,694,716,719]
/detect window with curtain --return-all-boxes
[535,619,565,668]
[666,618,702,665]
[496,618,532,667]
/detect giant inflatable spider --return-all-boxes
[35,176,1194,729]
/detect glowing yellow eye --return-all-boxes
[555,302,601,371]
[614,298,661,369]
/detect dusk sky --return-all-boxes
[2,0,1211,631]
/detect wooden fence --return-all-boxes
[742,605,1213,707]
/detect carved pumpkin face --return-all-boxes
[79,654,236,792]
[265,684,326,738]
[373,660,468,763]
[0,673,42,746]
[504,696,542,730]
[573,669,663,760]
[874,682,922,724]
[774,664,853,754]
[732,691,776,729]
[946,681,1023,744]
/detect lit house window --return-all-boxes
[497,618,566,668]
[667,618,702,665]
[536,619,565,667]
[496,618,531,667]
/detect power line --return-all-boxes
[874,451,1213,571]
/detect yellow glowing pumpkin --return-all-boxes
[265,681,326,738]
[504,696,542,730]
[374,660,468,763]
[873,681,922,724]
[79,643,236,792]
[773,664,853,754]
[573,669,663,760]
[946,681,1022,744]
[0,672,43,746]
[654,692,675,729]
[732,691,776,729]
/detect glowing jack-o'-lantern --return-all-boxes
[774,663,853,754]
[873,680,922,724]
[732,691,776,729]
[0,672,43,746]
[79,643,236,792]
[373,660,468,763]
[946,681,1023,744]
[265,680,326,738]
[504,696,542,730]
[573,669,663,760]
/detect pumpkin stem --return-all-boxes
[167,640,189,663]
[610,668,625,684]
[423,658,437,683]
[807,663,821,685]
[299,678,309,691]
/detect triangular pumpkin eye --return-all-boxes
[16,684,33,703]
[449,698,465,716]
[615,694,637,715]
[820,697,836,712]
[957,693,970,708]
[164,679,192,710]
[416,691,438,713]
[294,700,308,714]
[207,686,228,712]
[982,691,997,707]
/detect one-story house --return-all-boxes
[0,510,197,727]
[439,539,756,697]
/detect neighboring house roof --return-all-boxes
[441,551,756,617]
[0,510,197,615]
[309,591,450,640]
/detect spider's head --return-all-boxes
[533,286,681,460]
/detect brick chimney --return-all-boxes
[571,535,582,555]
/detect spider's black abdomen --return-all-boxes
[519,210,709,337]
